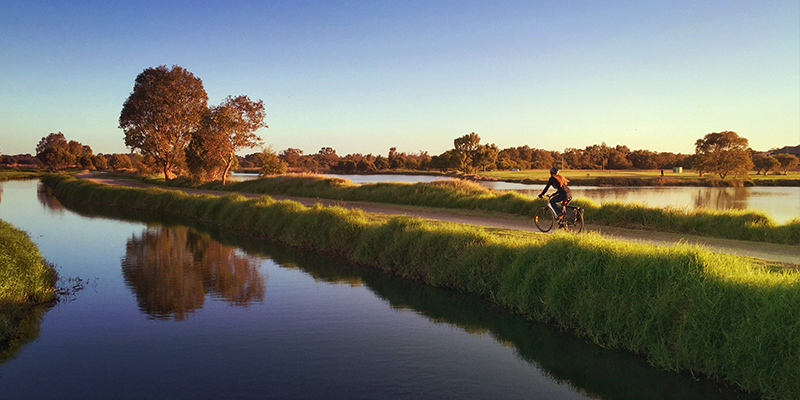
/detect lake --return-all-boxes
[233,173,800,224]
[0,180,759,399]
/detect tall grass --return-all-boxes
[186,174,800,245]
[0,219,57,350]
[0,169,45,181]
[0,220,57,306]
[45,173,799,399]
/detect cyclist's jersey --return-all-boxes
[540,176,572,199]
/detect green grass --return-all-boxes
[45,173,800,399]
[0,218,57,354]
[0,169,46,181]
[134,173,800,245]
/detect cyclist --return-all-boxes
[538,167,572,219]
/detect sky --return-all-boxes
[1,0,798,157]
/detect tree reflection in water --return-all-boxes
[122,226,266,321]
[692,187,749,210]
[36,183,65,215]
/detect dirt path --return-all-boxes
[76,174,800,265]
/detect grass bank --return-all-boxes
[0,218,58,359]
[142,173,800,245]
[46,174,799,399]
[0,169,46,181]
[481,169,800,187]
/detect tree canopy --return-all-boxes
[119,65,208,180]
[35,132,71,170]
[753,154,780,175]
[693,131,753,180]
[452,132,498,173]
[774,153,799,175]
[186,95,267,184]
[35,132,93,170]
[258,146,288,176]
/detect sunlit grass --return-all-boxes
[45,173,799,399]
[0,219,57,346]
[0,169,45,181]
[136,172,800,245]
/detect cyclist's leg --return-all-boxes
[550,194,566,217]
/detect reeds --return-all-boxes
[44,174,799,399]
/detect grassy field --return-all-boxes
[129,173,800,245]
[45,173,800,399]
[0,218,57,360]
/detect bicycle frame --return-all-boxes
[544,193,568,218]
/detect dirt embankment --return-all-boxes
[76,173,800,265]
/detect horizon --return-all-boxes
[3,137,797,159]
[1,1,798,156]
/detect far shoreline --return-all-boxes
[234,168,800,187]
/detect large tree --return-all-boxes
[36,132,74,170]
[452,132,497,173]
[752,154,780,175]
[119,65,208,180]
[774,153,799,175]
[693,131,753,180]
[186,95,267,184]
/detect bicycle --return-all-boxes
[534,194,584,233]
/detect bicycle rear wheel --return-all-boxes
[564,208,584,233]
[534,206,554,232]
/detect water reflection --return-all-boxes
[122,226,266,321]
[36,183,65,214]
[692,187,749,210]
[216,233,758,400]
[0,306,50,364]
[35,181,760,399]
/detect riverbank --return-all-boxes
[238,168,800,187]
[479,169,800,187]
[45,174,800,399]
[142,173,800,245]
[0,218,57,360]
[0,169,45,182]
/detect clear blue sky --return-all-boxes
[1,1,798,157]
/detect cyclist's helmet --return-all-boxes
[549,167,559,174]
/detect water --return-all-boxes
[232,172,452,184]
[482,181,800,224]
[0,180,758,399]
[233,173,800,223]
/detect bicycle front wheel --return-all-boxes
[534,206,554,232]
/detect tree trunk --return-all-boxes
[221,153,234,186]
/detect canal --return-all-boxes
[0,180,758,399]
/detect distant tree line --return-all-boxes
[17,129,800,182]
[8,68,799,184]
[234,131,796,181]
[26,132,164,172]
